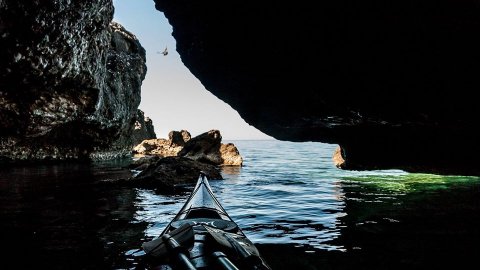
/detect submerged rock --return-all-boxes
[128,155,161,171]
[130,156,222,192]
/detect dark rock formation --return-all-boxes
[128,155,161,171]
[131,156,222,192]
[179,130,243,166]
[154,0,480,175]
[95,21,148,159]
[0,1,148,162]
[132,109,157,146]
[169,130,191,146]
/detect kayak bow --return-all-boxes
[141,172,271,270]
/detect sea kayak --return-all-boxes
[140,172,271,270]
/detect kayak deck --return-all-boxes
[140,173,271,270]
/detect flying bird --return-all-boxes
[157,46,168,56]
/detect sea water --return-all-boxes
[1,140,479,269]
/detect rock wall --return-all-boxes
[154,0,480,175]
[2,0,478,174]
[94,21,148,159]
[132,109,157,146]
[0,1,149,162]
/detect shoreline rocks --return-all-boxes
[134,129,243,166]
[133,130,190,157]
[128,130,237,192]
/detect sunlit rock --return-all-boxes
[133,130,191,157]
[134,129,243,166]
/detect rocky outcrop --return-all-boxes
[169,130,191,146]
[332,146,346,169]
[134,129,243,166]
[218,143,243,167]
[154,0,480,175]
[132,109,157,146]
[0,1,148,162]
[179,130,243,166]
[92,21,148,159]
[133,130,191,157]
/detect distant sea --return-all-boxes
[1,140,479,269]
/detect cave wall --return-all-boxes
[0,0,152,162]
[154,0,480,175]
[1,0,478,174]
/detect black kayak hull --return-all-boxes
[141,173,271,270]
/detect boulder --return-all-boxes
[168,130,192,146]
[219,143,243,166]
[132,130,191,157]
[133,138,183,157]
[179,130,243,166]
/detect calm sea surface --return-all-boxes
[1,140,479,269]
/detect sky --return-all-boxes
[112,0,272,140]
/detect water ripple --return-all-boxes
[132,140,480,254]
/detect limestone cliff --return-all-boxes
[0,1,150,162]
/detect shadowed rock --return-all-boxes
[0,2,149,162]
[154,0,480,175]
[132,109,157,146]
[128,155,161,171]
[169,130,191,146]
[130,156,222,192]
[179,130,243,166]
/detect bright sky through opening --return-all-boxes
[113,0,272,140]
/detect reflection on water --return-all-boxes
[0,161,145,269]
[218,170,347,251]
[1,141,479,269]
